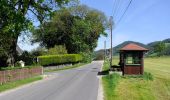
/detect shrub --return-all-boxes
[15,61,21,67]
[143,72,154,81]
[80,52,92,63]
[17,51,34,66]
[38,54,82,66]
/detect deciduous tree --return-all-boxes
[0,0,69,66]
[32,4,109,54]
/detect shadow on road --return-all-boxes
[97,70,109,75]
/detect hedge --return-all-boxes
[38,54,82,66]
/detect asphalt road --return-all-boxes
[0,61,103,100]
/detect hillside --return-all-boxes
[147,38,170,56]
[94,41,149,60]
[112,41,150,55]
[94,38,170,60]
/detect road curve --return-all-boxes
[0,61,103,100]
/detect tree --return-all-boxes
[47,45,67,55]
[154,42,166,56]
[32,4,108,54]
[0,0,70,66]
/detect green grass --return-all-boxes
[102,56,170,100]
[102,60,110,71]
[44,63,87,72]
[102,56,119,72]
[0,76,42,92]
[102,73,121,100]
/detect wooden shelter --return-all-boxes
[119,43,148,75]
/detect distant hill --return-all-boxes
[94,38,170,60]
[147,38,170,56]
[112,41,150,55]
[94,41,149,60]
[163,38,170,43]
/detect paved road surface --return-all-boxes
[0,61,103,100]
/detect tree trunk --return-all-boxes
[7,38,18,67]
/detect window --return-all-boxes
[126,54,141,65]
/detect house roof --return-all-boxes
[120,43,149,51]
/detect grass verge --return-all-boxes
[102,72,154,100]
[44,63,87,72]
[102,73,120,100]
[0,76,42,92]
[102,56,170,100]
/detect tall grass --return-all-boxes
[102,73,120,100]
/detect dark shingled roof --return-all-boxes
[120,43,149,51]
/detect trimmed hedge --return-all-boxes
[38,54,82,66]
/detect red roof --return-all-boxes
[120,43,148,51]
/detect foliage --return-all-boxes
[17,51,34,65]
[47,45,67,55]
[80,52,93,63]
[102,59,110,71]
[14,61,21,67]
[32,4,108,54]
[38,54,82,66]
[147,38,170,56]
[0,0,70,66]
[31,47,47,57]
[94,53,104,60]
[153,42,166,56]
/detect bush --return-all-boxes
[17,51,34,66]
[80,52,92,63]
[143,72,154,81]
[15,61,21,67]
[38,54,82,66]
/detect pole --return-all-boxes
[104,41,106,61]
[110,16,113,68]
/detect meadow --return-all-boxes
[102,56,170,100]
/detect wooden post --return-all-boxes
[104,41,106,61]
[141,52,144,74]
[109,16,113,68]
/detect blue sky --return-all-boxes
[18,0,170,51]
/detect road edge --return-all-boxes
[97,61,104,100]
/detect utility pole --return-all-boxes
[104,40,106,61]
[109,16,113,68]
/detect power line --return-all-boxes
[113,0,123,19]
[111,0,118,16]
[114,0,126,23]
[116,0,133,27]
